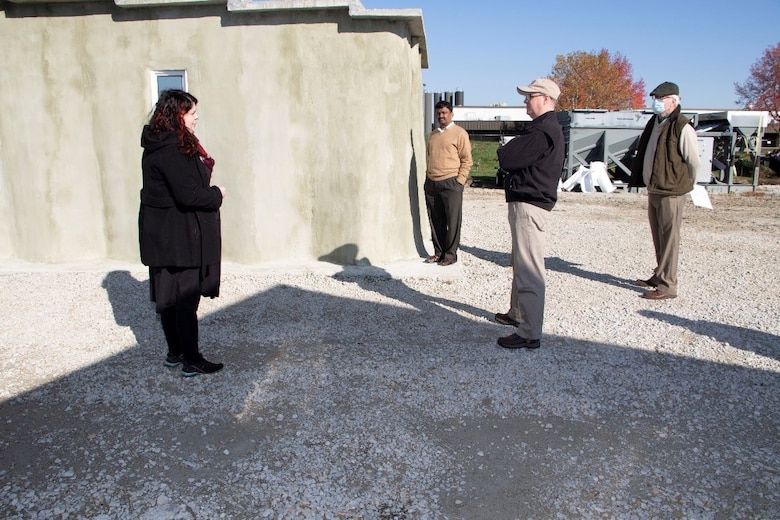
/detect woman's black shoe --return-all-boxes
[181,358,224,377]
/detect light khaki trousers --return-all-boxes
[507,202,548,340]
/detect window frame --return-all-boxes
[149,70,188,105]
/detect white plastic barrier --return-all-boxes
[561,161,616,193]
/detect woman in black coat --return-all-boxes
[139,89,226,377]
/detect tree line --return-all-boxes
[549,44,779,123]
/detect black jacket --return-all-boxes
[498,111,565,211]
[138,126,223,269]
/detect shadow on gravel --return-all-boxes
[460,245,636,290]
[102,269,159,347]
[459,244,509,267]
[639,309,780,362]
[546,256,636,289]
[1,269,778,519]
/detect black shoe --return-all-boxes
[182,358,224,377]
[497,334,540,350]
[164,353,183,367]
[494,312,520,326]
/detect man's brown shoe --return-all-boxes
[494,313,520,327]
[438,258,456,266]
[634,278,658,288]
[424,255,440,263]
[497,334,540,349]
[641,290,677,300]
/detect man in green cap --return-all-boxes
[628,81,701,300]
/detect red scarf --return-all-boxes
[197,144,215,173]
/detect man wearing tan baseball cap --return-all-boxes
[494,78,564,349]
[516,78,561,101]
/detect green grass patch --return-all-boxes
[469,139,501,183]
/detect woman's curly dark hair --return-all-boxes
[148,89,201,156]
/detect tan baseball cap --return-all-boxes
[517,78,561,101]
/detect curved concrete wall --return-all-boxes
[0,3,428,265]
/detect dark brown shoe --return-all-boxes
[497,334,540,349]
[424,255,440,263]
[438,258,456,266]
[634,278,658,288]
[641,290,677,300]
[494,313,520,327]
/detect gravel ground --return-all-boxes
[1,187,778,520]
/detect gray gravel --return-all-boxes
[1,187,779,519]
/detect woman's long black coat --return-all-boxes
[138,126,223,272]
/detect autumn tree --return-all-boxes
[735,42,780,122]
[549,49,645,111]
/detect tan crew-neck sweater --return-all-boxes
[426,123,473,184]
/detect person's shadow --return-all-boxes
[101,269,159,350]
[459,245,636,290]
[321,244,496,325]
[639,309,780,362]
[546,256,636,289]
[458,244,509,268]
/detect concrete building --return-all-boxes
[0,0,428,265]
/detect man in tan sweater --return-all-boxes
[424,100,473,266]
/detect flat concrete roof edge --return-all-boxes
[225,0,427,67]
[107,0,428,67]
[4,0,428,68]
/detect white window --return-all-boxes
[150,70,188,105]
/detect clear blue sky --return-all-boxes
[363,0,780,109]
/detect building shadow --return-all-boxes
[1,267,778,518]
[409,131,428,258]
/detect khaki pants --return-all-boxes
[507,202,548,340]
[647,193,685,295]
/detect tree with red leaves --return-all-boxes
[549,49,645,111]
[735,42,780,122]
